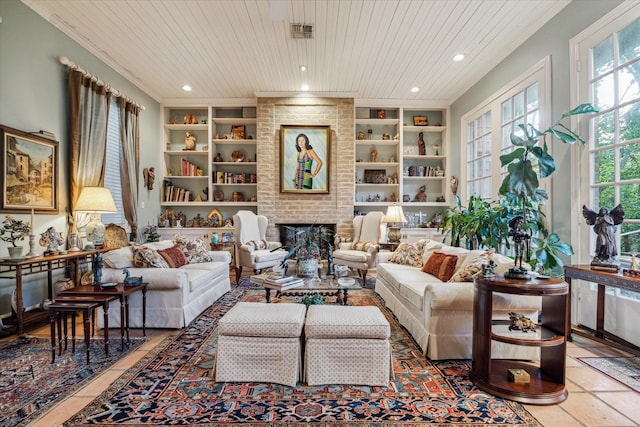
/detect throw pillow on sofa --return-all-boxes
[422,251,458,281]
[448,249,493,282]
[174,235,214,263]
[132,245,170,268]
[388,242,424,267]
[157,244,189,268]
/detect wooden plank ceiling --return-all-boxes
[23,0,571,104]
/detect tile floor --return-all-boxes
[5,310,639,426]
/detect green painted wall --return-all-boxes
[449,0,623,256]
[0,0,160,314]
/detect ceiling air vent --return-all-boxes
[290,23,313,39]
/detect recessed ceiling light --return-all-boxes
[301,84,309,91]
[299,65,307,72]
[182,84,192,92]
[411,87,420,93]
[453,54,465,62]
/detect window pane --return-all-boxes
[620,183,640,218]
[483,111,492,134]
[617,18,640,64]
[513,91,525,119]
[594,185,615,210]
[594,111,615,147]
[467,162,474,180]
[102,103,125,226]
[620,142,640,180]
[620,222,640,256]
[501,124,512,148]
[481,177,492,200]
[467,123,475,141]
[502,100,512,124]
[592,35,613,77]
[593,148,615,183]
[527,110,539,130]
[483,135,492,156]
[620,102,640,142]
[593,73,614,111]
[617,65,640,105]
[526,83,539,111]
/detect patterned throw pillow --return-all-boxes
[174,235,214,263]
[246,240,269,251]
[388,242,424,267]
[157,244,189,268]
[132,245,170,268]
[352,241,374,251]
[448,250,492,282]
[422,251,458,282]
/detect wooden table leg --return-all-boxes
[49,308,57,363]
[70,312,76,354]
[141,287,147,337]
[596,283,605,338]
[124,296,131,343]
[82,309,91,364]
[102,302,110,356]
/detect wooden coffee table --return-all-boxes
[60,282,148,348]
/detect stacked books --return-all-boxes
[250,273,304,289]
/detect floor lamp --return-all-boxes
[384,205,407,243]
[75,186,117,249]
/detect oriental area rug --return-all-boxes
[64,283,542,427]
[0,335,145,427]
[578,356,640,392]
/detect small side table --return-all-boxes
[472,275,569,405]
[211,242,239,284]
[48,301,101,364]
[379,241,400,252]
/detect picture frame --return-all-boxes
[231,125,245,140]
[280,125,330,194]
[413,116,428,126]
[0,125,59,213]
[364,169,387,184]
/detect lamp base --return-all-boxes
[387,226,402,243]
[85,213,105,247]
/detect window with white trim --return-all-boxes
[102,101,125,226]
[462,60,549,202]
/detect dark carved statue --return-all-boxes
[582,204,624,271]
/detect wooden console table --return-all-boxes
[563,265,640,355]
[472,276,569,405]
[0,250,99,336]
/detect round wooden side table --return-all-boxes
[471,275,569,405]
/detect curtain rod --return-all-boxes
[58,56,146,111]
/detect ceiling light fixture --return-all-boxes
[299,65,307,72]
[453,54,465,62]
[411,87,420,93]
[182,84,192,92]
[300,84,309,91]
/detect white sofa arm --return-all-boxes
[378,251,394,264]
[102,267,189,291]
[208,251,231,264]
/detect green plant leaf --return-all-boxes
[500,147,525,167]
[562,103,599,118]
[506,160,539,197]
[530,146,556,178]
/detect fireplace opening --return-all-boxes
[277,223,336,259]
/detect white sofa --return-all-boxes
[374,240,541,360]
[98,239,231,329]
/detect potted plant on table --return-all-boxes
[280,223,334,277]
[499,103,598,276]
[0,215,32,258]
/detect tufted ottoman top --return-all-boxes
[305,305,390,340]
[218,302,306,338]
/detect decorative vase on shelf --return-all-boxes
[8,246,23,258]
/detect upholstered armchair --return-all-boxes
[233,210,288,278]
[332,211,385,285]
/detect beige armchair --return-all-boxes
[233,210,287,278]
[332,211,385,285]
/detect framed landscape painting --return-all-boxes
[280,125,330,194]
[0,125,59,213]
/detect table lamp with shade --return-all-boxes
[383,205,407,243]
[75,186,117,249]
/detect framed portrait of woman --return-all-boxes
[280,125,330,194]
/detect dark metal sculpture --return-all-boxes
[504,216,531,279]
[582,204,624,271]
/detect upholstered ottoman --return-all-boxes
[304,305,392,386]
[215,302,306,387]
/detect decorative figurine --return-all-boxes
[122,268,142,287]
[504,216,531,279]
[184,131,196,150]
[433,144,441,155]
[214,152,223,162]
[370,145,378,162]
[382,132,390,140]
[631,254,639,271]
[414,185,427,202]
[358,131,365,140]
[39,227,65,255]
[93,253,103,285]
[582,204,625,271]
[450,176,458,196]
[143,167,155,190]
[508,312,537,332]
[418,132,426,155]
